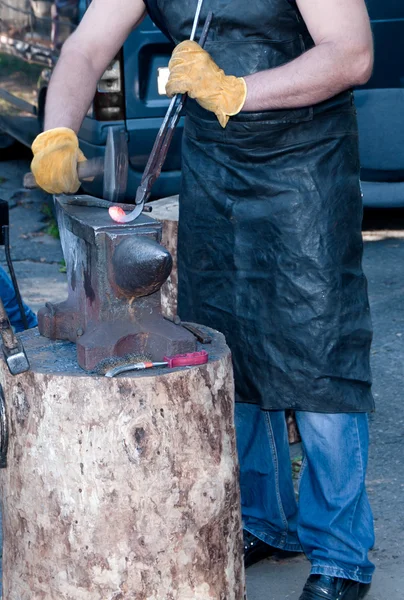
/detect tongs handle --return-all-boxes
[108,8,213,224]
[140,10,213,198]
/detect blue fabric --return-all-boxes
[235,404,375,583]
[0,266,37,332]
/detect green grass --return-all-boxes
[292,455,303,499]
[41,203,60,239]
[0,53,39,77]
[292,456,303,479]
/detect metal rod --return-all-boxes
[3,225,29,330]
[190,0,205,41]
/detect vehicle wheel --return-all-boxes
[0,134,31,161]
[38,87,47,132]
[0,132,15,150]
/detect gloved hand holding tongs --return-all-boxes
[109,0,215,224]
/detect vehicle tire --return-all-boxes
[0,132,15,150]
[38,87,47,132]
[0,135,31,162]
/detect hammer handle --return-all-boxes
[0,297,18,352]
[23,157,105,189]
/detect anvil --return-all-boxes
[38,195,196,371]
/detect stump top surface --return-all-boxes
[149,195,179,222]
[16,326,228,378]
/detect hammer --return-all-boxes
[0,297,30,375]
[23,127,129,203]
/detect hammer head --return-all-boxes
[103,128,129,203]
[2,339,30,376]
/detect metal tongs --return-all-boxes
[108,0,213,223]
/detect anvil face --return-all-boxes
[38,195,196,371]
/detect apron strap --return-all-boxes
[143,0,175,43]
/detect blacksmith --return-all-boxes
[30,1,375,598]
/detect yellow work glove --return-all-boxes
[31,127,86,194]
[166,40,247,128]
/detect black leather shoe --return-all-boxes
[299,575,371,600]
[243,530,301,568]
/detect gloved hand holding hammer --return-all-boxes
[31,127,86,194]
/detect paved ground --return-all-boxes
[0,147,65,313]
[1,148,403,599]
[248,223,404,600]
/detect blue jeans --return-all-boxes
[0,266,37,332]
[235,404,375,584]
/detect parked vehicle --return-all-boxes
[364,0,404,90]
[0,0,403,204]
[357,0,404,207]
[0,0,181,200]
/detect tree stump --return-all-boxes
[0,328,245,600]
[150,195,179,319]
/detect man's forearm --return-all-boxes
[43,0,146,132]
[242,41,373,112]
[44,48,101,132]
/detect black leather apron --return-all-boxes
[145,0,374,413]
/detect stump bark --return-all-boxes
[0,328,245,600]
[150,195,179,319]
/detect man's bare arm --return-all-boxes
[44,0,146,131]
[242,0,373,111]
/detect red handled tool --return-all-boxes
[105,350,208,378]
